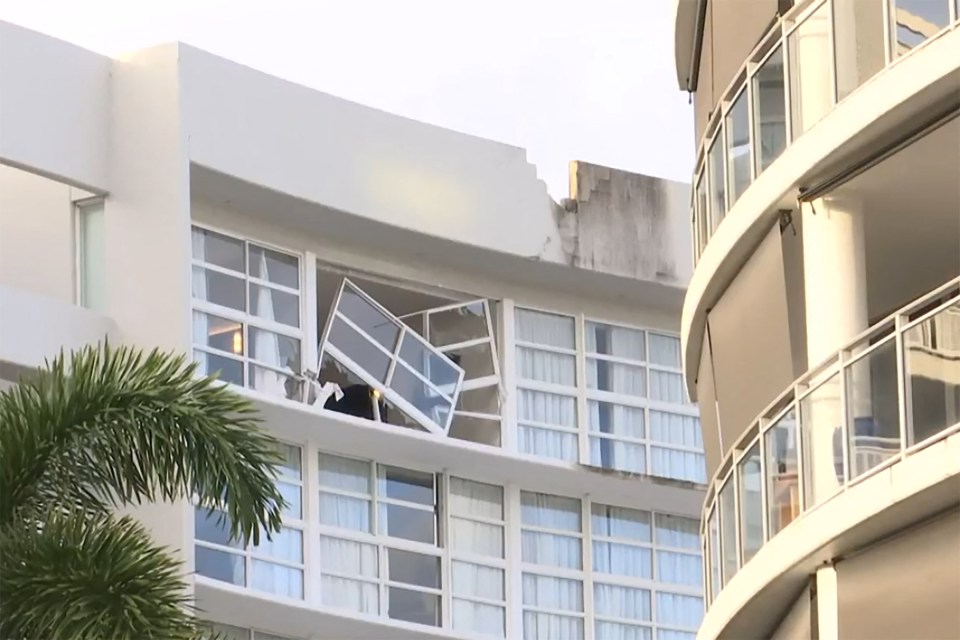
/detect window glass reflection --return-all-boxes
[800,373,844,507]
[707,136,726,232]
[726,90,751,204]
[789,2,834,135]
[737,443,762,564]
[765,408,800,538]
[753,46,787,172]
[718,479,737,585]
[846,339,901,478]
[904,302,960,444]
[833,0,886,100]
[891,0,951,56]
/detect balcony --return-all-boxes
[700,275,960,607]
[690,0,960,263]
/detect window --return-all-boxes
[738,443,762,563]
[521,491,585,639]
[514,312,704,483]
[316,453,442,627]
[449,478,507,637]
[695,174,710,255]
[891,0,951,56]
[654,514,702,588]
[766,408,800,538]
[514,309,579,461]
[833,0,885,101]
[752,45,787,172]
[788,2,834,136]
[76,200,106,312]
[707,134,726,231]
[718,478,737,585]
[706,507,721,602]
[195,443,305,599]
[725,89,751,205]
[191,226,302,400]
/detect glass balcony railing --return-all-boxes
[701,276,960,607]
[690,0,960,263]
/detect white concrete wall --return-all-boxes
[0,166,77,303]
[0,21,110,191]
[178,45,567,264]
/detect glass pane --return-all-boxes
[589,437,646,474]
[195,546,245,586]
[592,541,652,578]
[585,323,645,360]
[515,309,575,349]
[453,599,505,637]
[657,550,702,586]
[276,444,301,480]
[518,389,577,428]
[650,371,687,404]
[248,364,298,400]
[457,385,500,414]
[194,508,241,549]
[738,442,763,563]
[378,503,435,544]
[847,340,902,478]
[892,0,951,56]
[800,372,844,506]
[279,481,301,519]
[789,2,834,135]
[522,531,582,569]
[248,327,300,372]
[696,175,710,252]
[753,45,787,172]
[766,407,800,537]
[251,560,303,599]
[905,302,960,444]
[398,332,460,391]
[192,227,244,273]
[444,342,496,380]
[380,465,434,504]
[651,447,706,483]
[591,504,651,541]
[387,548,440,589]
[252,527,303,564]
[833,0,885,101]
[319,536,378,578]
[450,477,503,519]
[389,362,453,426]
[596,621,652,640]
[587,359,646,396]
[655,514,699,549]
[656,592,703,628]
[719,479,737,584]
[318,453,370,493]
[523,611,584,640]
[321,575,379,614]
[451,517,504,557]
[726,89,751,204]
[248,244,299,290]
[519,425,578,462]
[192,267,245,312]
[708,508,721,600]
[194,350,243,386]
[522,573,584,611]
[326,317,391,382]
[319,493,371,532]
[452,561,504,601]
[707,136,726,231]
[521,492,581,531]
[649,334,681,367]
[250,284,299,328]
[428,301,489,346]
[649,411,702,448]
[518,347,576,386]
[594,583,651,621]
[388,587,440,626]
[193,311,243,355]
[589,401,645,439]
[338,286,400,351]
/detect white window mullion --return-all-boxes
[576,315,590,466]
[505,485,524,639]
[501,300,518,454]
[582,495,595,640]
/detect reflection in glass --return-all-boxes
[800,373,844,506]
[428,301,489,347]
[738,442,762,563]
[389,587,440,626]
[250,283,299,328]
[585,323,645,360]
[833,0,886,100]
[327,317,391,382]
[338,287,400,351]
[398,333,459,391]
[789,2,834,135]
[707,136,726,232]
[891,0,951,56]
[387,548,440,589]
[389,362,453,425]
[726,89,751,204]
[248,244,299,290]
[905,302,960,444]
[765,408,800,537]
[753,45,787,171]
[696,175,710,254]
[847,339,901,478]
[586,360,646,396]
[192,227,244,273]
[719,479,737,585]
[708,507,721,601]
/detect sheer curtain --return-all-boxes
[192,230,209,374]
[650,447,706,483]
[518,390,578,461]
[252,252,287,397]
[656,593,704,629]
[319,537,379,614]
[594,583,652,640]
[522,574,584,640]
[520,493,582,569]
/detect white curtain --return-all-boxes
[592,541,651,578]
[594,620,652,640]
[594,583,651,620]
[591,505,651,541]
[649,371,687,404]
[252,251,287,397]
[650,447,706,483]
[519,348,576,385]
[192,230,209,374]
[515,309,575,349]
[453,599,505,637]
[656,592,704,628]
[650,412,702,448]
[586,359,646,396]
[318,454,372,531]
[585,323,645,361]
[655,514,699,548]
[656,551,702,586]
[589,438,645,474]
[648,334,681,367]
[522,574,584,640]
[251,527,303,598]
[451,517,503,557]
[452,561,504,601]
[319,493,371,532]
[656,631,696,640]
[518,390,577,461]
[521,492,582,569]
[319,537,379,614]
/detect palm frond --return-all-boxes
[0,342,285,544]
[0,510,206,640]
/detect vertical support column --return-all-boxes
[815,564,839,640]
[801,196,868,501]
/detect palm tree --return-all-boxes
[0,343,287,640]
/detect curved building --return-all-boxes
[1,21,708,640]
[673,0,960,638]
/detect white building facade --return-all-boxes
[673,0,960,638]
[0,22,706,640]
